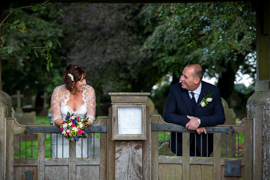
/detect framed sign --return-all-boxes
[112,105,146,140]
[118,107,142,134]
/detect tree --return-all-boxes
[0,1,63,70]
[142,2,256,100]
[58,3,166,95]
[1,1,65,97]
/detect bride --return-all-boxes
[50,64,96,158]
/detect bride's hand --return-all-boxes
[54,119,65,127]
[87,120,92,126]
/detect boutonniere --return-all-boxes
[200,92,213,107]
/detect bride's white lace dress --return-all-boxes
[51,85,96,158]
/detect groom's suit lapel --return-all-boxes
[180,87,194,115]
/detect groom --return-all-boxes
[164,64,225,156]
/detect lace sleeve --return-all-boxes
[51,86,62,121]
[85,85,96,123]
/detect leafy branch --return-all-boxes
[0,0,64,71]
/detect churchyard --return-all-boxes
[2,1,269,179]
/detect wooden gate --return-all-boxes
[5,116,107,180]
[151,115,253,180]
[5,114,253,180]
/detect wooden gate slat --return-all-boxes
[151,116,160,180]
[190,165,201,180]
[98,117,108,180]
[0,109,6,180]
[142,108,151,179]
[183,132,190,180]
[6,118,14,180]
[107,108,115,180]
[214,133,221,180]
[69,142,76,180]
[158,163,182,180]
[38,133,45,180]
[202,165,213,180]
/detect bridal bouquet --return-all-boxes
[60,112,89,142]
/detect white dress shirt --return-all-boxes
[188,82,202,103]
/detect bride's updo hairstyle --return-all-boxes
[63,64,87,93]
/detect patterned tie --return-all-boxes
[190,92,196,110]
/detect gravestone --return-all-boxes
[158,142,175,156]
[13,111,37,152]
[31,96,35,108]
[39,92,49,116]
[14,111,36,125]
[147,97,155,115]
[11,91,38,154]
[221,98,237,157]
[11,90,23,113]
[221,98,237,126]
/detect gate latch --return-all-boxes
[25,171,34,180]
[224,160,241,177]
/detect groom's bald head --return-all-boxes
[185,64,204,81]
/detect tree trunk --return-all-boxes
[217,60,237,101]
[171,72,180,85]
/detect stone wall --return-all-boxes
[0,90,12,180]
[247,90,270,180]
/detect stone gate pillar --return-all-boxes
[247,1,270,179]
[0,91,12,180]
[107,92,151,180]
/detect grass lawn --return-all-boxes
[36,116,50,124]
[14,134,51,159]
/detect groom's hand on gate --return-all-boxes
[185,115,200,130]
[196,127,207,135]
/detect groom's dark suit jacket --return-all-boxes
[164,81,225,156]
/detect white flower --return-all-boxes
[72,127,78,132]
[78,122,83,128]
[69,122,73,126]
[63,124,68,128]
[201,101,206,107]
[206,97,213,102]
[62,130,66,135]
[71,116,76,120]
[66,130,70,133]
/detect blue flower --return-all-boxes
[74,136,79,141]
[82,128,85,131]
[72,120,77,124]
[65,116,69,120]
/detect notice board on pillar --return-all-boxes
[112,105,146,140]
